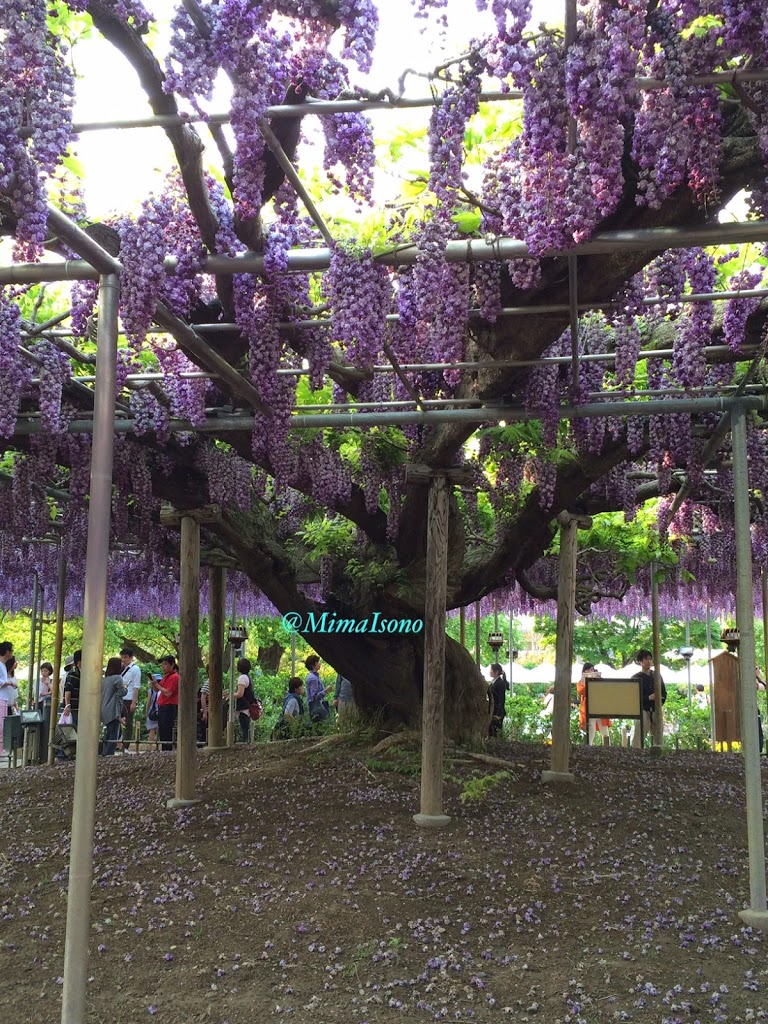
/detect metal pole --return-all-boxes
[508,608,514,696]
[36,584,45,705]
[206,566,226,749]
[47,543,67,766]
[27,573,39,709]
[21,336,766,364]
[11,394,768,437]
[706,603,716,752]
[61,272,119,1024]
[5,219,768,283]
[565,0,579,397]
[685,618,692,707]
[686,658,692,708]
[52,71,768,133]
[731,404,768,926]
[763,571,768,728]
[226,592,237,748]
[651,564,664,749]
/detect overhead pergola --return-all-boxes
[4,3,768,1021]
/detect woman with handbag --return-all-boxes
[233,658,256,743]
[305,655,332,722]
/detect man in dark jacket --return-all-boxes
[63,650,82,729]
[631,649,666,747]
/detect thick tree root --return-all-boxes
[460,751,519,771]
[370,731,420,755]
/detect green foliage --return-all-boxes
[296,514,354,557]
[458,769,511,803]
[505,685,557,743]
[534,613,710,669]
[49,2,93,42]
[568,507,675,578]
[445,613,525,666]
[295,376,333,405]
[343,555,408,596]
[662,687,713,751]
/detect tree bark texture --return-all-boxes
[550,515,578,774]
[419,476,449,817]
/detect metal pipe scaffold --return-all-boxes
[56,67,768,134]
[9,394,768,436]
[731,404,768,929]
[3,220,768,284]
[60,273,119,1024]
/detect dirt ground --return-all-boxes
[1,736,768,1024]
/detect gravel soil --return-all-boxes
[1,737,767,1024]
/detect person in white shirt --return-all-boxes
[118,648,142,751]
[0,641,16,758]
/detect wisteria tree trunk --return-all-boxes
[1,1,768,744]
[257,641,284,674]
[298,606,491,744]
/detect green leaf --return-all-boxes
[453,209,482,234]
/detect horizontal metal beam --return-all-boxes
[10,395,768,436]
[20,342,762,388]
[4,220,768,284]
[23,287,768,341]
[59,68,768,134]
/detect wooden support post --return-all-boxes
[414,474,451,829]
[459,606,466,649]
[170,515,200,808]
[133,719,140,754]
[542,511,588,784]
[651,563,664,750]
[207,566,226,750]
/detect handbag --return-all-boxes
[147,694,159,722]
[308,697,331,723]
[58,709,73,726]
[244,679,263,721]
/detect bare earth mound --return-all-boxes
[1,739,767,1024]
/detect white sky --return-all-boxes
[72,0,564,219]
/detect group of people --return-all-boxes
[487,649,668,747]
[576,652,667,747]
[272,656,354,740]
[58,647,169,754]
[0,641,20,758]
[1,640,356,759]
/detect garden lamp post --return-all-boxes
[487,631,505,658]
[509,648,518,696]
[680,646,694,706]
[226,619,247,747]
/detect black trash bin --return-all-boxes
[3,714,23,767]
[39,698,52,764]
